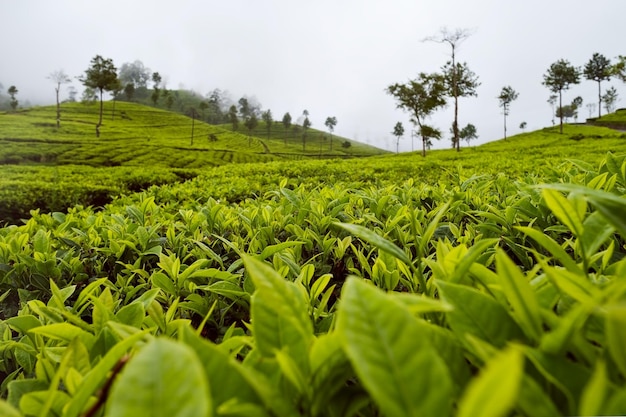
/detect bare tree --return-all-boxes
[47,70,71,128]
[423,27,475,151]
[497,86,519,140]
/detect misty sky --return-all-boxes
[2,0,625,151]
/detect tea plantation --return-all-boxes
[1,104,626,416]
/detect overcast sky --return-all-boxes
[2,0,625,151]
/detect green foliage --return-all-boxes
[387,73,447,156]
[543,59,581,133]
[2,120,626,415]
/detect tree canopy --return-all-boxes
[583,53,612,118]
[387,73,447,157]
[80,55,119,137]
[542,59,580,133]
[497,86,519,139]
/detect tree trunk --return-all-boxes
[559,90,563,134]
[55,85,60,129]
[97,88,103,138]
[452,45,460,152]
[598,81,602,118]
[421,136,426,157]
[503,106,507,140]
[190,113,195,146]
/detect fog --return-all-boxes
[2,0,625,151]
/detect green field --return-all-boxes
[1,104,626,416]
[0,102,387,224]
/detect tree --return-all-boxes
[206,89,225,124]
[542,59,581,133]
[386,72,447,157]
[81,87,97,104]
[7,85,18,110]
[110,79,123,121]
[282,112,292,144]
[199,101,209,121]
[238,97,251,119]
[583,53,612,118]
[571,96,583,122]
[392,121,404,154]
[151,72,162,105]
[124,83,135,101]
[66,86,77,103]
[586,102,597,119]
[245,113,258,146]
[228,105,239,130]
[497,86,519,140]
[118,60,151,88]
[262,110,273,139]
[423,27,475,152]
[302,116,311,151]
[547,95,557,126]
[441,61,480,150]
[556,104,576,122]
[80,55,119,137]
[166,94,175,110]
[324,116,338,151]
[459,123,478,146]
[47,70,71,128]
[602,86,619,114]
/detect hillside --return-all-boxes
[0,101,386,167]
[0,101,388,224]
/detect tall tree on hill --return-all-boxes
[392,121,404,154]
[282,112,292,144]
[423,27,475,152]
[441,60,480,150]
[262,109,273,139]
[7,85,18,110]
[387,73,447,157]
[228,105,239,130]
[497,86,519,140]
[47,70,71,128]
[542,59,580,134]
[583,53,612,118]
[80,55,119,137]
[324,116,337,151]
[151,72,162,105]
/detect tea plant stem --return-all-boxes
[82,354,130,417]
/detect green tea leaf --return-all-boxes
[106,338,211,417]
[244,255,313,365]
[541,189,584,237]
[457,347,524,417]
[606,305,626,378]
[0,399,22,417]
[437,280,526,347]
[579,360,609,417]
[336,278,453,417]
[496,250,543,342]
[333,222,412,266]
[64,330,150,417]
